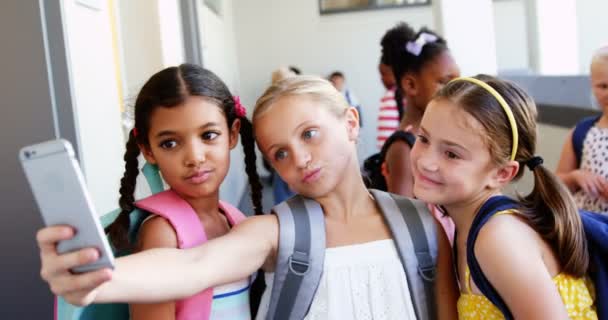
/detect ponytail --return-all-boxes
[520,162,588,277]
[105,131,140,251]
[239,116,264,215]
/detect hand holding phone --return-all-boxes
[20,139,114,273]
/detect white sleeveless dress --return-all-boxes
[256,239,418,320]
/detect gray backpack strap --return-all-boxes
[370,189,438,320]
[266,196,326,320]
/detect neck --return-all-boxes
[179,190,222,219]
[400,104,424,130]
[444,189,501,238]
[315,152,375,222]
[598,113,608,128]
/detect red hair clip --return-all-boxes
[132,128,138,137]
[233,96,247,118]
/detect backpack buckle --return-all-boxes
[416,252,436,282]
[288,251,310,276]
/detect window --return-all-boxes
[319,0,431,15]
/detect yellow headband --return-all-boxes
[448,77,519,161]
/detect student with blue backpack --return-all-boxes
[48,64,264,320]
[410,75,600,319]
[557,46,608,215]
[36,76,456,320]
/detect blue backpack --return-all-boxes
[467,195,608,320]
[572,115,601,168]
[54,163,164,320]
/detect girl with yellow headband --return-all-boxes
[410,74,597,319]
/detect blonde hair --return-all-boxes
[253,75,349,121]
[592,46,608,65]
[271,67,296,85]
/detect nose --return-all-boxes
[292,147,312,169]
[184,140,206,167]
[416,149,439,173]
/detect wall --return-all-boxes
[62,0,126,215]
[576,0,608,74]
[1,1,68,317]
[493,0,530,73]
[232,1,435,160]
[117,0,165,102]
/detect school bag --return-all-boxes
[265,189,438,320]
[55,163,247,320]
[466,195,608,320]
[362,130,416,190]
[572,115,601,168]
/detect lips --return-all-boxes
[416,172,443,187]
[302,168,321,183]
[185,170,212,184]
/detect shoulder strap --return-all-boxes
[219,200,247,226]
[370,189,438,320]
[135,189,207,249]
[466,195,519,320]
[266,196,326,320]
[580,211,608,320]
[572,115,601,168]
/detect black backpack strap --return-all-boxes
[266,196,325,320]
[466,195,519,320]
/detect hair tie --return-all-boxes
[132,128,138,137]
[405,32,438,56]
[525,156,543,171]
[233,96,247,118]
[449,77,518,161]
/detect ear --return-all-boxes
[381,161,389,179]
[229,119,241,150]
[344,107,360,141]
[488,160,520,188]
[400,74,418,97]
[139,144,157,164]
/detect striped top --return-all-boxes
[377,87,402,150]
[209,278,252,320]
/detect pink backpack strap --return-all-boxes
[219,200,247,226]
[135,190,212,320]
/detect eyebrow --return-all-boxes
[420,126,469,151]
[155,122,222,138]
[265,120,317,154]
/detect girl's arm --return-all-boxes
[556,129,580,191]
[475,215,569,320]
[434,216,458,320]
[39,215,278,306]
[384,141,414,197]
[130,217,179,320]
[556,129,608,197]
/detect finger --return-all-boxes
[41,248,100,281]
[50,268,112,296]
[36,226,75,253]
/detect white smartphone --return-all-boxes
[20,139,115,273]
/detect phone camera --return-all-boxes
[24,151,31,159]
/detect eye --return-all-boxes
[599,83,608,90]
[202,131,219,140]
[445,150,459,159]
[302,129,318,140]
[417,135,429,144]
[274,149,288,161]
[160,140,178,149]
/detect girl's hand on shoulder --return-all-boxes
[37,225,112,306]
[474,215,569,320]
